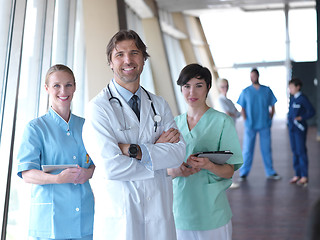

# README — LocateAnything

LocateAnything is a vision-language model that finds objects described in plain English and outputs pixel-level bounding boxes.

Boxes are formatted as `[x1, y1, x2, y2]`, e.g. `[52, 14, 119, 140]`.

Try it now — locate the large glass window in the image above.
[8, 1, 48, 238]
[159, 10, 188, 114]
[2, 0, 87, 239]
[200, 9, 286, 68]
[162, 33, 188, 114]
[0, 0, 13, 223]
[289, 8, 317, 62]
[0, 0, 13, 126]
[200, 7, 317, 118]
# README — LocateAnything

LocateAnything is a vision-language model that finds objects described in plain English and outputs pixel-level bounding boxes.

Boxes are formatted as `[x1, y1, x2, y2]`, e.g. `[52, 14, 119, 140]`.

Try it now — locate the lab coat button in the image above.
[147, 197, 151, 201]
[67, 132, 70, 136]
[76, 208, 80, 212]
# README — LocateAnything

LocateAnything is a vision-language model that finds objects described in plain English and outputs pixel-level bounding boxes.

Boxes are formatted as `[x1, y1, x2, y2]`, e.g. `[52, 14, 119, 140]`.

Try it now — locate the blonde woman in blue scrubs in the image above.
[17, 64, 94, 240]
[168, 64, 243, 240]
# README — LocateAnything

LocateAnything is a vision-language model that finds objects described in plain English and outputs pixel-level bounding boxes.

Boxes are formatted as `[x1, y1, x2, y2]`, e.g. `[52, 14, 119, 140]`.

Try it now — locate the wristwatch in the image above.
[128, 144, 139, 158]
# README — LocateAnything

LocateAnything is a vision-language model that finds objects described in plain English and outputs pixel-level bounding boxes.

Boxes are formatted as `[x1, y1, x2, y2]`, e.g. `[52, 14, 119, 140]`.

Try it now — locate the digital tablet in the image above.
[42, 164, 78, 173]
[194, 151, 233, 165]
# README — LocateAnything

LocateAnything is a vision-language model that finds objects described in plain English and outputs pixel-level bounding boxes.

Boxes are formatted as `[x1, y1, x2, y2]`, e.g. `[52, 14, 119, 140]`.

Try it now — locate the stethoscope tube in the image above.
[107, 84, 161, 132]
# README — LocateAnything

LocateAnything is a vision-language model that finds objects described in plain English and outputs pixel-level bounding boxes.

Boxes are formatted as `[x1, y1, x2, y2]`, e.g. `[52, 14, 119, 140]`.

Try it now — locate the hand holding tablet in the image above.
[194, 151, 233, 165]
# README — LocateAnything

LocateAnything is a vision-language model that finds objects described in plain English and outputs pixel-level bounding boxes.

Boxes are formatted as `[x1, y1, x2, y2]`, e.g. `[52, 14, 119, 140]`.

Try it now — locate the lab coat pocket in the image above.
[99, 180, 125, 218]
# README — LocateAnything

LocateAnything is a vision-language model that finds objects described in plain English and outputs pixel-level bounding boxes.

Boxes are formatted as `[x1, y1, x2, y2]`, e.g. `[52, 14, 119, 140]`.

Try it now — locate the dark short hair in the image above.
[251, 68, 259, 76]
[45, 64, 75, 85]
[177, 63, 212, 89]
[106, 30, 150, 65]
[289, 78, 302, 88]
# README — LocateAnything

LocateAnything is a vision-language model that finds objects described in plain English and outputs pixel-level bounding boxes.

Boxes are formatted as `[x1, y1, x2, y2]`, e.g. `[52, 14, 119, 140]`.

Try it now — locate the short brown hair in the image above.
[45, 64, 75, 85]
[177, 63, 212, 90]
[106, 30, 150, 65]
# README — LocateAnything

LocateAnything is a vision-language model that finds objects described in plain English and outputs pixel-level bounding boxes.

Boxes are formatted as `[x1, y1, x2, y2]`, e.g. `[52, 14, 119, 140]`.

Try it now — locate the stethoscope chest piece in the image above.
[153, 115, 161, 123]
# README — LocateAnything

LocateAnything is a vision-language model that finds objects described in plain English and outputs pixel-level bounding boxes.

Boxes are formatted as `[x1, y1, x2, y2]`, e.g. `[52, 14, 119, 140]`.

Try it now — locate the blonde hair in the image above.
[45, 64, 75, 85]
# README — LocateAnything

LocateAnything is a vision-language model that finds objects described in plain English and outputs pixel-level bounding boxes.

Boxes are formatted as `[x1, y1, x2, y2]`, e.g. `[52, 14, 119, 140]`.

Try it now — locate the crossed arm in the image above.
[118, 128, 181, 158]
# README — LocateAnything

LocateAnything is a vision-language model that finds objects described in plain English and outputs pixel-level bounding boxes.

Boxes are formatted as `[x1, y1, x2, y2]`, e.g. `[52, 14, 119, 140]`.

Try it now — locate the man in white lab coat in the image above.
[82, 30, 186, 240]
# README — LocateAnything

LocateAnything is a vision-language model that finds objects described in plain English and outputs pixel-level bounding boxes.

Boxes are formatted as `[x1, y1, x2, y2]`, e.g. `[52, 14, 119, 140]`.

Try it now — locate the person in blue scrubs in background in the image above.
[17, 64, 95, 240]
[288, 78, 315, 187]
[237, 68, 280, 181]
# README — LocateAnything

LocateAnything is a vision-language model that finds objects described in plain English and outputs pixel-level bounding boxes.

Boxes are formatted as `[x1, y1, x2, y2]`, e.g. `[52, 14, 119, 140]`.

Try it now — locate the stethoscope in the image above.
[107, 84, 162, 132]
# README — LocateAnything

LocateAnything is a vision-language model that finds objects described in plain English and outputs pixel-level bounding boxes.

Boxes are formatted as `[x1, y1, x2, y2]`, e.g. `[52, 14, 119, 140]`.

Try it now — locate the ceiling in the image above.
[155, 0, 316, 13]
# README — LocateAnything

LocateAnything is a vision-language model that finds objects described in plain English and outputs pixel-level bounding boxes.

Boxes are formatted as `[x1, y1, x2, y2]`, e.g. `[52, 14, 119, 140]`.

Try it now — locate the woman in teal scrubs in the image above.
[17, 64, 95, 240]
[168, 64, 243, 240]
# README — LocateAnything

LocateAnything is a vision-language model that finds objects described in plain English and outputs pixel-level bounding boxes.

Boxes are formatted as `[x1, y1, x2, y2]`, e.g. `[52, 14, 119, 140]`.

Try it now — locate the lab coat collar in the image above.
[108, 81, 153, 137]
[112, 79, 141, 103]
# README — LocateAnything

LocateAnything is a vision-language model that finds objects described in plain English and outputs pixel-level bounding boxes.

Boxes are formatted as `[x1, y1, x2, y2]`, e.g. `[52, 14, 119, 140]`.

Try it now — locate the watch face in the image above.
[130, 145, 138, 154]
[129, 144, 138, 157]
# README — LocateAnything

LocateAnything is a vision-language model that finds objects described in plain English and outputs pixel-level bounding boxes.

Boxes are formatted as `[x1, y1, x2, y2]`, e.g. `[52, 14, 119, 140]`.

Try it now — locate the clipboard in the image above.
[42, 164, 78, 173]
[194, 151, 233, 165]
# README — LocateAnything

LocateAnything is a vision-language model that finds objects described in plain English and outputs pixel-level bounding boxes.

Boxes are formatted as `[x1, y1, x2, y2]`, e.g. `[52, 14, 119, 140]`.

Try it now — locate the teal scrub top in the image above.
[17, 108, 94, 239]
[173, 108, 243, 231]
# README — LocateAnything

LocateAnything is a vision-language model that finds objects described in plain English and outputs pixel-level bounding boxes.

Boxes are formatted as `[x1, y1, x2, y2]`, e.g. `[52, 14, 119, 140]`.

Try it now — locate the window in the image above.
[1, 0, 87, 239]
[289, 8, 317, 62]
[201, 9, 286, 68]
[163, 33, 188, 114]
[200, 7, 317, 117]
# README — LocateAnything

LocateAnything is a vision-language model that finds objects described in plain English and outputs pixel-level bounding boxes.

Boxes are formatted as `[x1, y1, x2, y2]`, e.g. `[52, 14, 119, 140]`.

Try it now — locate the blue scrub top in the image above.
[17, 108, 94, 239]
[237, 85, 277, 130]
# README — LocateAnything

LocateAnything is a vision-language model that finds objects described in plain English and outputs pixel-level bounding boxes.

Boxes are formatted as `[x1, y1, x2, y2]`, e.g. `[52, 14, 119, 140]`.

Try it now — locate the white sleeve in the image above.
[143, 99, 186, 171]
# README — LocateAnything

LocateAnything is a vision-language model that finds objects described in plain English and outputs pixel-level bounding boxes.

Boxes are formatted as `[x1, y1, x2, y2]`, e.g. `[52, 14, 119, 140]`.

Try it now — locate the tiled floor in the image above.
[228, 118, 320, 240]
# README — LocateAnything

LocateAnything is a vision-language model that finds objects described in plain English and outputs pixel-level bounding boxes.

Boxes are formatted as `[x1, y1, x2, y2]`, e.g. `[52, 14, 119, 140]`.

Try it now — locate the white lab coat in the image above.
[82, 82, 186, 240]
